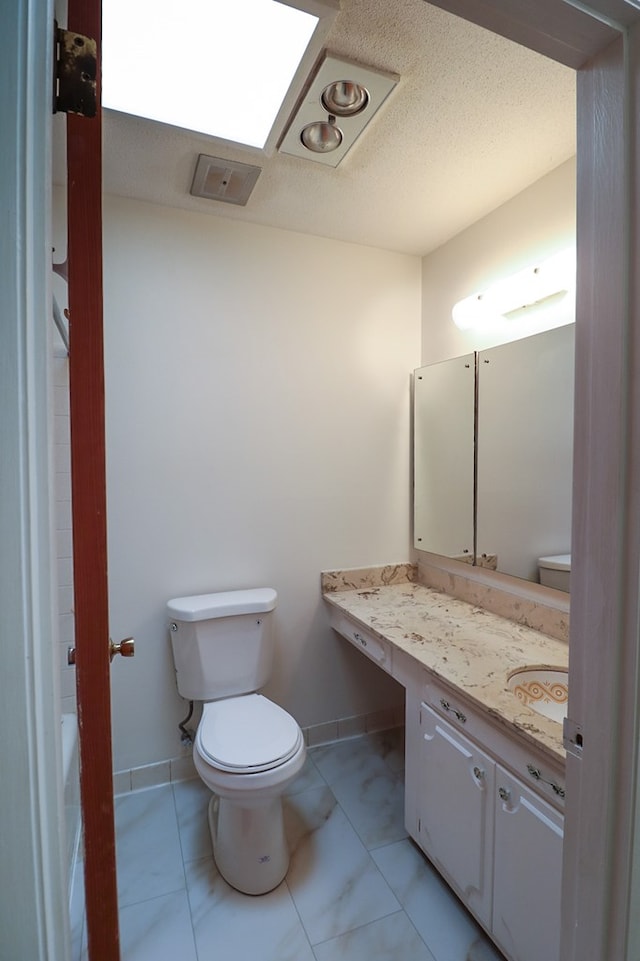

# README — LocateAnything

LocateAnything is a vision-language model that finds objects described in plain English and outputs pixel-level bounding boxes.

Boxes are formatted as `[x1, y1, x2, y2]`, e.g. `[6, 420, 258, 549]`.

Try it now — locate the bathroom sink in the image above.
[507, 667, 568, 723]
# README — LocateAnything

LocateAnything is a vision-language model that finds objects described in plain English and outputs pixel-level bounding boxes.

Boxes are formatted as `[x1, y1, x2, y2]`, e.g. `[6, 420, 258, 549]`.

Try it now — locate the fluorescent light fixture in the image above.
[452, 248, 576, 331]
[102, 0, 319, 148]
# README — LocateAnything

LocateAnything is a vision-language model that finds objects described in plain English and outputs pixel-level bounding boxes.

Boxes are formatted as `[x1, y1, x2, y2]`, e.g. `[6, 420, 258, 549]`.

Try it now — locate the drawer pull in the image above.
[526, 764, 566, 798]
[354, 632, 367, 648]
[440, 698, 467, 723]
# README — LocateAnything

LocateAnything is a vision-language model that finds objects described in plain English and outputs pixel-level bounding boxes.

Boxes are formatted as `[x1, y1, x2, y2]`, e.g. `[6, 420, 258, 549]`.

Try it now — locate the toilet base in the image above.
[208, 793, 289, 895]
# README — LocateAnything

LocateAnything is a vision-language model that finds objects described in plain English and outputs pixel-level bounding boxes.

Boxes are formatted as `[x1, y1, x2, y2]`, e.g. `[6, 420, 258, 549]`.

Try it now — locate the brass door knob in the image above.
[109, 637, 135, 662]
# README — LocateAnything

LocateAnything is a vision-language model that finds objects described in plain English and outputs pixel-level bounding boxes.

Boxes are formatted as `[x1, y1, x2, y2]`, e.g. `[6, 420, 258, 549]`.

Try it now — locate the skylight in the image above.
[101, 0, 319, 148]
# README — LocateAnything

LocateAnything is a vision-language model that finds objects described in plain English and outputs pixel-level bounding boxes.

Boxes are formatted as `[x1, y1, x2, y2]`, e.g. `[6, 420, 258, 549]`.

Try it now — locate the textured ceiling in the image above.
[53, 0, 576, 256]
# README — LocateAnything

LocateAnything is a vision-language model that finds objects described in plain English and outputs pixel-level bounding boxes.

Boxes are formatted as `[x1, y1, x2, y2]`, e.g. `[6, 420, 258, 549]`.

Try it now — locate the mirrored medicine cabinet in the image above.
[413, 323, 575, 585]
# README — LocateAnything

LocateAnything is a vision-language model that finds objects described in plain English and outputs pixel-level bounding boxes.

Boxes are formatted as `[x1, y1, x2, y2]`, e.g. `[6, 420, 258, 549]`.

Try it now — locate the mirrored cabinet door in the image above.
[476, 324, 575, 581]
[414, 354, 475, 558]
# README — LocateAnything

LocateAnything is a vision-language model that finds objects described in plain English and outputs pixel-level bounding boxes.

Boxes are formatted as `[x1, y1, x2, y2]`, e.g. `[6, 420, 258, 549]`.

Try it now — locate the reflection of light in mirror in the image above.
[452, 247, 576, 331]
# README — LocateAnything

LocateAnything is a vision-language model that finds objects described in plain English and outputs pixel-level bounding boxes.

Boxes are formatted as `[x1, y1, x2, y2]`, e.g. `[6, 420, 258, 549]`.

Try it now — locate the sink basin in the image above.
[507, 667, 568, 723]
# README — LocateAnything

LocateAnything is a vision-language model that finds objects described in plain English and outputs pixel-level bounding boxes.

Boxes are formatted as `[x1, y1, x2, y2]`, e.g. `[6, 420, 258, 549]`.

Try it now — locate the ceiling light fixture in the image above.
[279, 53, 398, 167]
[300, 117, 343, 153]
[452, 248, 577, 331]
[321, 81, 369, 117]
[101, 0, 327, 149]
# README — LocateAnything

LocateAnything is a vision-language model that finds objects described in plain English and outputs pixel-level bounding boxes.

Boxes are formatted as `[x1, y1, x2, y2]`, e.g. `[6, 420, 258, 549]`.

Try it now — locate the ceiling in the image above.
[53, 0, 576, 257]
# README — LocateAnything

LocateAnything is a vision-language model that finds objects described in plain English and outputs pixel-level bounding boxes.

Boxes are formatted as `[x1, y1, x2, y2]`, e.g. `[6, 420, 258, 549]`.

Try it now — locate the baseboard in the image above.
[113, 707, 405, 795]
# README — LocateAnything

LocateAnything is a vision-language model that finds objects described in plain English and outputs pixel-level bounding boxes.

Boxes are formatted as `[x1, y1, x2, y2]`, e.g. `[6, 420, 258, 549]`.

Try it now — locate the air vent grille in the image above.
[190, 154, 262, 206]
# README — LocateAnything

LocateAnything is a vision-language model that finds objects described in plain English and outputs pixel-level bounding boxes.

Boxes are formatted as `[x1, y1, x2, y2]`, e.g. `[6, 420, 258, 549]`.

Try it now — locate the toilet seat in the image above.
[197, 694, 303, 774]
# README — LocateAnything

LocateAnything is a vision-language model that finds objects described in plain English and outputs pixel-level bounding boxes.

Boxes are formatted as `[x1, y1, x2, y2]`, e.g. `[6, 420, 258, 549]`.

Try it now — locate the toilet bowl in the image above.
[167, 588, 306, 895]
[193, 694, 306, 894]
[538, 554, 571, 593]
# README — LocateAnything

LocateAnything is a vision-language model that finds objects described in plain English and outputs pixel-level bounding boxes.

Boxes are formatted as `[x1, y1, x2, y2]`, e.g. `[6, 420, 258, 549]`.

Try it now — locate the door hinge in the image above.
[563, 716, 583, 758]
[53, 23, 97, 117]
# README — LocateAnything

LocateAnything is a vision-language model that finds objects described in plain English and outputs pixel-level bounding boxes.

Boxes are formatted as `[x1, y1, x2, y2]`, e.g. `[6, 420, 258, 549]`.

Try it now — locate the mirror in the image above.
[413, 324, 575, 585]
[476, 325, 574, 580]
[413, 353, 475, 558]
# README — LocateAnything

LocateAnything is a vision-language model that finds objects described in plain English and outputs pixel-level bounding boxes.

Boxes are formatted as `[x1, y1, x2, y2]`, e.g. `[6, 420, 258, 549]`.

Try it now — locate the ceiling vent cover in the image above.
[190, 154, 262, 206]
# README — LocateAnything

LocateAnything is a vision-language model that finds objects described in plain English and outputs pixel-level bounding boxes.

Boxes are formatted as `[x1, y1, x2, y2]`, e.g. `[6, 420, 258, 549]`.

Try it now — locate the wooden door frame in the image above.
[427, 3, 640, 959]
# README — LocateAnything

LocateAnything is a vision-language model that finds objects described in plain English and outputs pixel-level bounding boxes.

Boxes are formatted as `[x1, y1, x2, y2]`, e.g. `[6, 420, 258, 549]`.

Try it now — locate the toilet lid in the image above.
[538, 553, 571, 572]
[197, 694, 303, 773]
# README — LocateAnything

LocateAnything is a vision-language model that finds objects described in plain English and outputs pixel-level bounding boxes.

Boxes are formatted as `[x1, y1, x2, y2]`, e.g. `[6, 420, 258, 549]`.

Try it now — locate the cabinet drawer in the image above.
[330, 611, 392, 671]
[498, 735, 566, 809]
[421, 674, 484, 735]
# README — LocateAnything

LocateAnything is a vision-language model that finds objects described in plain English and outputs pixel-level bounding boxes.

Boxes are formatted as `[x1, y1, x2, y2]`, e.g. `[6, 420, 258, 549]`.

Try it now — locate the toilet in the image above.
[167, 588, 306, 895]
[537, 554, 571, 593]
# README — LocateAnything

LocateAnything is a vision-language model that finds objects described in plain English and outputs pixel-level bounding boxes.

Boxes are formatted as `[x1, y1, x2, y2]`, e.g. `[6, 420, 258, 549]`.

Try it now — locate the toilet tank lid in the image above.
[537, 554, 571, 572]
[167, 588, 277, 621]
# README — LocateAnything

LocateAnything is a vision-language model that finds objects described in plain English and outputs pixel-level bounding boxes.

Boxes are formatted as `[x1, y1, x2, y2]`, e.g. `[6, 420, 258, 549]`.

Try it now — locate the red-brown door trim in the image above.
[66, 0, 120, 957]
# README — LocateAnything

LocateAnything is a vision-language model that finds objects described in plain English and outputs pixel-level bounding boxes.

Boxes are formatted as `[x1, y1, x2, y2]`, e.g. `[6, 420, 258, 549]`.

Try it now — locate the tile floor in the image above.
[75, 729, 505, 961]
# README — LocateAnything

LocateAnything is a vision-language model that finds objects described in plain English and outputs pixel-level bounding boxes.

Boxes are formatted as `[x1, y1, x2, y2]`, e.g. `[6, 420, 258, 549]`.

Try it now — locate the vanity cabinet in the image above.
[408, 686, 564, 961]
[416, 703, 495, 928]
[326, 599, 566, 961]
[492, 765, 563, 961]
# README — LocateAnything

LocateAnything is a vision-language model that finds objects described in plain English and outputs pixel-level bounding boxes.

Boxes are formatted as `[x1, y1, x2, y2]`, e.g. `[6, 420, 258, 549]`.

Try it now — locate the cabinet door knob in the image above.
[473, 766, 485, 781]
[498, 786, 511, 802]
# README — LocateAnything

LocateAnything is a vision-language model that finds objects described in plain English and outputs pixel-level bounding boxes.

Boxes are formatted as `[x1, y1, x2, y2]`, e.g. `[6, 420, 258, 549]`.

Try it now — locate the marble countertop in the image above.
[323, 580, 568, 762]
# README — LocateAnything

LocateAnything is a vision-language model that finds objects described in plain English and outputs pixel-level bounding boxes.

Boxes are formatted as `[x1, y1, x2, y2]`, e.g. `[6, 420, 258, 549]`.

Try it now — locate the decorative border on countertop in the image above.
[321, 563, 417, 594]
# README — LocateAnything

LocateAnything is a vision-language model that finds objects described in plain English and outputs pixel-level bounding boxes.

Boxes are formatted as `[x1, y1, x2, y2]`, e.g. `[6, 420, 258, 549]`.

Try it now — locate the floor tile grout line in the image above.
[117, 882, 190, 913]
[321, 764, 409, 855]
[181, 861, 203, 961]
[307, 905, 408, 950]
[283, 779, 411, 949]
[170, 780, 200, 878]
[393, 896, 440, 961]
[282, 876, 318, 958]
[170, 782, 210, 961]
[169, 780, 192, 899]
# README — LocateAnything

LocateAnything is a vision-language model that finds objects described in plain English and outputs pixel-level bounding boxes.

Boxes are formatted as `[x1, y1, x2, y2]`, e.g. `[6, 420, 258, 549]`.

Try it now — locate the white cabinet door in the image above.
[417, 703, 495, 928]
[492, 765, 564, 961]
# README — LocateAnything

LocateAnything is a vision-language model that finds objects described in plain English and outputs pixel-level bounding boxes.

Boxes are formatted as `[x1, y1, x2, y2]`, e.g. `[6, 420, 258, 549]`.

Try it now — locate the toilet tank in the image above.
[167, 588, 277, 701]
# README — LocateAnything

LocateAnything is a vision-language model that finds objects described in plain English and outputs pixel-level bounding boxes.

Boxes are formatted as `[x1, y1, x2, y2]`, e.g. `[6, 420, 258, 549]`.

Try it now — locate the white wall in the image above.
[98, 195, 421, 771]
[421, 157, 576, 364]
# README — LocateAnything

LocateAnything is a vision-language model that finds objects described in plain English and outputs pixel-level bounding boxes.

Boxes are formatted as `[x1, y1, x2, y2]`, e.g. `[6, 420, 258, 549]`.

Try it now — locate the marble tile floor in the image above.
[75, 729, 505, 961]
